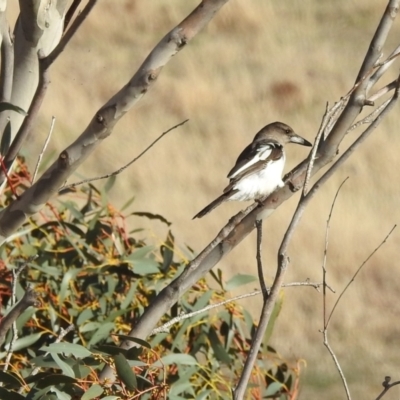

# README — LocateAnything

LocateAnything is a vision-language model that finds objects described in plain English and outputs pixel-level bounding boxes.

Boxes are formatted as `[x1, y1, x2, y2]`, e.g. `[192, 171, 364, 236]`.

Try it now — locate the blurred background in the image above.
[7, 0, 400, 398]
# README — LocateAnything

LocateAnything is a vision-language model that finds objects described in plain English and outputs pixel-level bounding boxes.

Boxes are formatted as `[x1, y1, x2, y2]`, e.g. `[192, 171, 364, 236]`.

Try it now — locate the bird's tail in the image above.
[193, 193, 229, 219]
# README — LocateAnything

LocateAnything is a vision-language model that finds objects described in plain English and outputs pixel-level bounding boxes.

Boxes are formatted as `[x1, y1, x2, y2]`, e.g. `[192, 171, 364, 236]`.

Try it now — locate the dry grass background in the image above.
[7, 0, 400, 398]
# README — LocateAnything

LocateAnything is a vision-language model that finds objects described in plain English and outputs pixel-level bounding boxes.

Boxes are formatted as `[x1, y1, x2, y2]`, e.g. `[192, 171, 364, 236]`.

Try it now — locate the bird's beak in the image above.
[289, 133, 312, 147]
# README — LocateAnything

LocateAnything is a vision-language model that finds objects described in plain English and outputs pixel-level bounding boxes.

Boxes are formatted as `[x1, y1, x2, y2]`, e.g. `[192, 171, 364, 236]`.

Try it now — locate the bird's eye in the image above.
[285, 129, 291, 134]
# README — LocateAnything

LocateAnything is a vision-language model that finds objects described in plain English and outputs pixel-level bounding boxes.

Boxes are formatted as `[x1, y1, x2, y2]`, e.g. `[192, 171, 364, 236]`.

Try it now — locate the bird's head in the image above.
[254, 122, 312, 147]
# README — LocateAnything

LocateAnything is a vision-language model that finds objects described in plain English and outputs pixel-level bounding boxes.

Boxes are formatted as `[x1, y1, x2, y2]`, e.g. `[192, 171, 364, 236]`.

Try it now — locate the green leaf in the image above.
[81, 384, 104, 400]
[209, 268, 224, 290]
[264, 381, 283, 397]
[36, 374, 78, 388]
[192, 290, 213, 311]
[0, 102, 27, 115]
[225, 274, 257, 291]
[125, 347, 143, 360]
[160, 230, 174, 271]
[263, 291, 284, 346]
[128, 245, 154, 260]
[208, 327, 231, 364]
[51, 353, 75, 378]
[131, 259, 159, 275]
[0, 371, 23, 388]
[59, 268, 79, 303]
[114, 353, 137, 391]
[4, 332, 42, 351]
[79, 321, 101, 333]
[77, 308, 94, 326]
[120, 195, 135, 212]
[87, 322, 115, 346]
[104, 175, 116, 193]
[132, 211, 171, 226]
[100, 397, 121, 400]
[40, 343, 92, 358]
[113, 335, 151, 349]
[120, 283, 137, 310]
[0, 387, 25, 400]
[93, 344, 127, 356]
[153, 353, 197, 367]
[0, 121, 11, 155]
[72, 363, 92, 379]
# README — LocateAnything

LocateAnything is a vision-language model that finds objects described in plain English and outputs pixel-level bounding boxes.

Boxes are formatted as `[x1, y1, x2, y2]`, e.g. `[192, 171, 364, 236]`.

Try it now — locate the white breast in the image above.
[228, 156, 285, 202]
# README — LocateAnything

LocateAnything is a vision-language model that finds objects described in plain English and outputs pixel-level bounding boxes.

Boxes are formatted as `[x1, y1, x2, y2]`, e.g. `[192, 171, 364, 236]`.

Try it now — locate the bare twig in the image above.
[375, 376, 400, 400]
[64, 0, 82, 33]
[322, 177, 349, 327]
[347, 99, 390, 132]
[0, 63, 50, 184]
[320, 177, 351, 400]
[32, 117, 56, 184]
[62, 119, 189, 190]
[152, 280, 328, 335]
[368, 82, 397, 103]
[1, 257, 38, 372]
[43, 0, 98, 69]
[303, 104, 329, 195]
[255, 220, 268, 299]
[326, 224, 396, 328]
[322, 334, 351, 400]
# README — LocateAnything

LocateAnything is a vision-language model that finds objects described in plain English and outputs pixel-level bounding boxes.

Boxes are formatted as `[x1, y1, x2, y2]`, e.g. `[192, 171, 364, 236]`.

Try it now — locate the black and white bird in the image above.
[193, 122, 312, 219]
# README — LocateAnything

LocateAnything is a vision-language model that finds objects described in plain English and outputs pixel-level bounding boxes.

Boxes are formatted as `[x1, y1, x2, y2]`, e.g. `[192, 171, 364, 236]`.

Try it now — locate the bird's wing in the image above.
[227, 141, 283, 180]
[223, 143, 283, 194]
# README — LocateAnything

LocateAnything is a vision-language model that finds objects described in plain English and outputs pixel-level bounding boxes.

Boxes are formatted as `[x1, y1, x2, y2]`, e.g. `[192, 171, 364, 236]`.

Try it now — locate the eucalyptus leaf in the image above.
[81, 384, 103, 400]
[0, 102, 27, 115]
[114, 353, 137, 391]
[225, 274, 257, 291]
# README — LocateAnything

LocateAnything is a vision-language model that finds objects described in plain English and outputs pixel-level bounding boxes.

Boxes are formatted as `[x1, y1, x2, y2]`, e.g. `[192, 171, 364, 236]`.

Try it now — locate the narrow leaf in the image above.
[52, 353, 75, 378]
[0, 122, 11, 155]
[225, 274, 257, 291]
[132, 211, 171, 226]
[114, 353, 137, 391]
[81, 384, 104, 400]
[0, 102, 27, 115]
[113, 335, 151, 349]
[40, 343, 92, 358]
[153, 353, 197, 367]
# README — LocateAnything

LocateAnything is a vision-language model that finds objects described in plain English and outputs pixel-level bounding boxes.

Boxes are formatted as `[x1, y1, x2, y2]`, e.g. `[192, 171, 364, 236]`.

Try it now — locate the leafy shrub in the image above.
[0, 159, 300, 399]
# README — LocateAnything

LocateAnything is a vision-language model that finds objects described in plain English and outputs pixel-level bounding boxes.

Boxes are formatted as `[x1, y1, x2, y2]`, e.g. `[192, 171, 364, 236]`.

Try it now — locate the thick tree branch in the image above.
[0, 0, 230, 243]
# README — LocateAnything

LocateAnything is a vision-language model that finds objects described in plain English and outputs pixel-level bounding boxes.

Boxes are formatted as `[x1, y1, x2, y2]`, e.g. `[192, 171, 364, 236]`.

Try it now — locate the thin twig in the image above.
[326, 224, 396, 328]
[320, 177, 351, 400]
[0, 63, 50, 186]
[375, 376, 400, 400]
[255, 220, 268, 299]
[61, 119, 189, 190]
[151, 280, 328, 335]
[323, 334, 351, 400]
[322, 177, 349, 328]
[3, 262, 32, 373]
[303, 105, 330, 195]
[347, 99, 390, 133]
[64, 0, 82, 33]
[32, 117, 56, 184]
[368, 81, 397, 103]
[42, 0, 98, 69]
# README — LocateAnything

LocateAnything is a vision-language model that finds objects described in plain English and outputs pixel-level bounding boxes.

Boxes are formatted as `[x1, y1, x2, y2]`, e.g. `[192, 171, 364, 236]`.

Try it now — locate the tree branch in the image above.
[0, 0, 230, 243]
